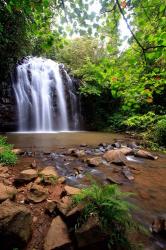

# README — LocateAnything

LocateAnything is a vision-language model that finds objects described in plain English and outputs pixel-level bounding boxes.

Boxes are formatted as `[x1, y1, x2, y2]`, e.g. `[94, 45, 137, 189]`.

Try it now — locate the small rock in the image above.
[86, 157, 103, 167]
[57, 176, 66, 184]
[112, 142, 121, 148]
[98, 143, 107, 147]
[39, 166, 59, 184]
[151, 216, 166, 235]
[33, 216, 38, 223]
[80, 143, 87, 147]
[43, 151, 51, 155]
[15, 169, 38, 184]
[127, 142, 139, 149]
[31, 160, 37, 169]
[64, 185, 81, 195]
[0, 183, 17, 202]
[122, 166, 134, 181]
[44, 216, 72, 250]
[27, 184, 48, 203]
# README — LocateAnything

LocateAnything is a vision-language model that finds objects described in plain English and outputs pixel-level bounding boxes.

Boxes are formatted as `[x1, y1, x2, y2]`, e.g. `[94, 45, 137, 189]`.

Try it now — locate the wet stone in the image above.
[103, 150, 126, 165]
[122, 166, 134, 181]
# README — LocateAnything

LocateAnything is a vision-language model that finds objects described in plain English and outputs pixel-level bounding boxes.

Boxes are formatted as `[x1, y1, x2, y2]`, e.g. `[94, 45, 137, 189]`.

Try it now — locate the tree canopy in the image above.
[0, 0, 166, 146]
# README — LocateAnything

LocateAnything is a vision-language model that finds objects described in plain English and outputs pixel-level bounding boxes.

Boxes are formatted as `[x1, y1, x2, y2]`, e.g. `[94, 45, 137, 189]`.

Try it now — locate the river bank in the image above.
[0, 132, 166, 250]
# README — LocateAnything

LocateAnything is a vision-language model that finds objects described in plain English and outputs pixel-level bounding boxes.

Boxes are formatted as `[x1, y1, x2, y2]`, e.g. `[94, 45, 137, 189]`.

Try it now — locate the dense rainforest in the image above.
[0, 0, 166, 148]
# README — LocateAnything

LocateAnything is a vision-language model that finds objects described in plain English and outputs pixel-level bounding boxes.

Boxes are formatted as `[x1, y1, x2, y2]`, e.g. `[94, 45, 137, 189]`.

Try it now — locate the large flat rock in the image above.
[44, 216, 72, 250]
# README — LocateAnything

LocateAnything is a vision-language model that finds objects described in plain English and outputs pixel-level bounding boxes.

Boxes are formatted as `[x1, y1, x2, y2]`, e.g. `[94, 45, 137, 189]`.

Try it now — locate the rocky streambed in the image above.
[0, 139, 166, 250]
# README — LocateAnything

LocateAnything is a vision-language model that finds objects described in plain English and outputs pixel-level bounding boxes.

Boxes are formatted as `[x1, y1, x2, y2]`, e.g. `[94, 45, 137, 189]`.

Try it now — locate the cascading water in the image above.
[13, 57, 81, 131]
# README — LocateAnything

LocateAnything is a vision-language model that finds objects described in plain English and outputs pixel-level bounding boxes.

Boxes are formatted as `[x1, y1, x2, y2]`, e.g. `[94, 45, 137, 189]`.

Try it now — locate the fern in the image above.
[73, 183, 138, 249]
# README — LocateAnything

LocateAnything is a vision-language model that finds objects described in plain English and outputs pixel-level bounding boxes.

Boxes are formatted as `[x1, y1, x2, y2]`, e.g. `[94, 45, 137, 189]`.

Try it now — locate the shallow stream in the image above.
[5, 131, 166, 249]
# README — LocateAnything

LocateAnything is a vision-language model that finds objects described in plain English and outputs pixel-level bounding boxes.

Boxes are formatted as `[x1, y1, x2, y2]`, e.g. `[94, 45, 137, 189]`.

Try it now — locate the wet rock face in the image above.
[0, 200, 32, 250]
[0, 80, 17, 132]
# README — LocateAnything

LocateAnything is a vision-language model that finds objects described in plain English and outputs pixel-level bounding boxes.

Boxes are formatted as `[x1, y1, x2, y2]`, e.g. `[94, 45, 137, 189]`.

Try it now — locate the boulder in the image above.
[75, 215, 108, 249]
[0, 200, 32, 250]
[64, 185, 81, 195]
[118, 147, 133, 155]
[44, 216, 72, 250]
[0, 183, 17, 202]
[106, 176, 122, 185]
[103, 150, 126, 165]
[39, 166, 59, 184]
[134, 149, 158, 160]
[27, 184, 48, 203]
[86, 157, 103, 167]
[15, 169, 38, 183]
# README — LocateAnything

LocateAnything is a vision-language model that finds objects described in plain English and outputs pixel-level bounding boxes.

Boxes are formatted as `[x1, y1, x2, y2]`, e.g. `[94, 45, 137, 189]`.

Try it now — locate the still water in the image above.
[5, 131, 131, 150]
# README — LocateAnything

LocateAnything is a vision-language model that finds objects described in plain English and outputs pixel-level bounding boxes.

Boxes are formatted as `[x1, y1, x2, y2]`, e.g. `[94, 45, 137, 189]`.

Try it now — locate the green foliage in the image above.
[123, 112, 157, 131]
[0, 150, 17, 165]
[0, 136, 17, 165]
[73, 183, 137, 249]
[154, 118, 166, 146]
[106, 113, 127, 132]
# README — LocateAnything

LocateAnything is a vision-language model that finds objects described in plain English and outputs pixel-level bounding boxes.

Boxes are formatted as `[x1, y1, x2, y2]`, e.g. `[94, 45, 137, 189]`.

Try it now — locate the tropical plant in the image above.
[0, 136, 17, 165]
[73, 183, 138, 249]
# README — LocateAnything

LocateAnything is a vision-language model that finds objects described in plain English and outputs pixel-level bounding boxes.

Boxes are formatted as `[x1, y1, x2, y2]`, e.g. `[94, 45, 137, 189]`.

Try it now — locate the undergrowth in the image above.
[73, 183, 143, 250]
[0, 136, 17, 165]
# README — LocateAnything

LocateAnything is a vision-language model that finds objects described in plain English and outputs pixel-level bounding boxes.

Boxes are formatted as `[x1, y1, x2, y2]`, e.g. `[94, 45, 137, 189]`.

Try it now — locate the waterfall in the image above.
[13, 57, 81, 131]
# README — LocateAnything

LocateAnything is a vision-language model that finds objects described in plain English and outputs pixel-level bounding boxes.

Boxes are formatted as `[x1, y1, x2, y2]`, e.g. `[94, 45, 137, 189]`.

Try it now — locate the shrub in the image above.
[106, 113, 127, 131]
[123, 112, 157, 131]
[154, 118, 166, 146]
[73, 183, 137, 249]
[0, 136, 17, 165]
